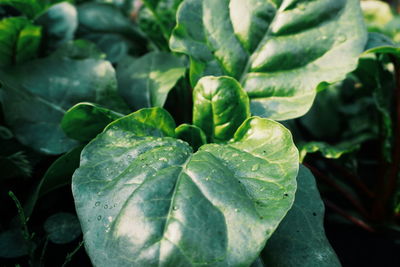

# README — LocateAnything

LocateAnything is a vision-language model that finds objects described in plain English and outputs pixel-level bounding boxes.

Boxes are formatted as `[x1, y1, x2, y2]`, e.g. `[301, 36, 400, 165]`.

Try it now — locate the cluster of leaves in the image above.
[0, 0, 399, 266]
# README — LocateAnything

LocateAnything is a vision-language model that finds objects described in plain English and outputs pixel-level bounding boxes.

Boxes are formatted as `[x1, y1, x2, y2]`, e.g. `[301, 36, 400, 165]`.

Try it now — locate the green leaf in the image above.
[36, 2, 78, 52]
[1, 0, 46, 19]
[72, 107, 298, 266]
[363, 32, 400, 56]
[0, 151, 32, 180]
[0, 17, 41, 67]
[52, 39, 105, 60]
[117, 52, 186, 110]
[192, 76, 250, 142]
[77, 2, 147, 63]
[175, 123, 206, 151]
[299, 141, 360, 162]
[24, 145, 83, 218]
[262, 165, 341, 267]
[361, 0, 393, 31]
[44, 212, 82, 244]
[170, 0, 367, 120]
[0, 56, 129, 154]
[0, 229, 29, 258]
[62, 102, 123, 142]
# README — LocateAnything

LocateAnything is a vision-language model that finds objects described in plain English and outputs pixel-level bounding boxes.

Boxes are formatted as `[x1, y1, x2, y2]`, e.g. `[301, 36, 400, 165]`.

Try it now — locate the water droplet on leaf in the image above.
[95, 201, 100, 207]
[251, 164, 259, 171]
[97, 215, 102, 221]
[173, 206, 179, 211]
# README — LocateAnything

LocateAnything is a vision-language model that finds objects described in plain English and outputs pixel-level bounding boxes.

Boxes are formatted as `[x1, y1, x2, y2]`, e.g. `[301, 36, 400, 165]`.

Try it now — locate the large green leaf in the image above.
[0, 0, 60, 19]
[262, 165, 341, 267]
[0, 55, 129, 154]
[72, 107, 298, 266]
[170, 0, 367, 120]
[0, 17, 41, 67]
[193, 76, 250, 142]
[117, 52, 186, 110]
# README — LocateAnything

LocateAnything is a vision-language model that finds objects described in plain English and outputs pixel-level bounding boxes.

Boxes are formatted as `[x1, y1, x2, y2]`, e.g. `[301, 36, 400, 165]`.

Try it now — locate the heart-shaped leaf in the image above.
[193, 76, 250, 142]
[72, 107, 298, 266]
[170, 0, 367, 120]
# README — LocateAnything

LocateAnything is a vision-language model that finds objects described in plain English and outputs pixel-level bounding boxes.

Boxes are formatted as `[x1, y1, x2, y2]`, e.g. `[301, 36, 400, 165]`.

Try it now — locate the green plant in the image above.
[1, 0, 399, 266]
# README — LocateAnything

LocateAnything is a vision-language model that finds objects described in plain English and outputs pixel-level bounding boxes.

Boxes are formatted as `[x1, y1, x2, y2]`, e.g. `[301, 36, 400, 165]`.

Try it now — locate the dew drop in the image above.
[97, 215, 102, 221]
[234, 208, 239, 212]
[260, 187, 265, 192]
[95, 201, 100, 207]
[104, 204, 108, 209]
[251, 164, 259, 171]
[108, 216, 113, 222]
[173, 206, 179, 211]
[159, 157, 168, 162]
[232, 153, 239, 157]
[205, 177, 210, 181]
[321, 35, 328, 40]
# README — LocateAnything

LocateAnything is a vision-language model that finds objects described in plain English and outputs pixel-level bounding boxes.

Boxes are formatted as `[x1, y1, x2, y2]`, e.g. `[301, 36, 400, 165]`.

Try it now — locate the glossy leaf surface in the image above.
[62, 103, 123, 142]
[170, 0, 367, 120]
[44, 212, 82, 244]
[117, 52, 186, 110]
[263, 165, 341, 267]
[0, 56, 128, 154]
[0, 17, 41, 67]
[72, 108, 298, 266]
[193, 76, 250, 142]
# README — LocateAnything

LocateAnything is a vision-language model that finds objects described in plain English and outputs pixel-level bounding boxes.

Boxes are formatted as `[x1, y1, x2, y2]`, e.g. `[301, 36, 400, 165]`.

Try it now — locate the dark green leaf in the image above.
[36, 2, 78, 52]
[175, 123, 206, 151]
[364, 32, 400, 56]
[117, 52, 186, 110]
[24, 145, 83, 218]
[192, 76, 250, 142]
[72, 107, 298, 266]
[77, 2, 147, 63]
[262, 165, 341, 267]
[170, 0, 367, 120]
[44, 212, 82, 244]
[0, 17, 41, 67]
[0, 56, 129, 154]
[0, 229, 29, 258]
[0, 151, 32, 180]
[62, 102, 123, 142]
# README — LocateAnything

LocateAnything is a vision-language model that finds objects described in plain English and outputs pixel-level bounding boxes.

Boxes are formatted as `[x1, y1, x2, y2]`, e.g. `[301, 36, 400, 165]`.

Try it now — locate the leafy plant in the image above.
[1, 0, 400, 266]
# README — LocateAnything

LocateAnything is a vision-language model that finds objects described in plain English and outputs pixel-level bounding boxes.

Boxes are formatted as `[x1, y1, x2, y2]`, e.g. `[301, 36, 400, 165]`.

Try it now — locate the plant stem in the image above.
[324, 199, 375, 233]
[61, 241, 84, 267]
[325, 160, 375, 198]
[372, 56, 400, 220]
[304, 163, 370, 218]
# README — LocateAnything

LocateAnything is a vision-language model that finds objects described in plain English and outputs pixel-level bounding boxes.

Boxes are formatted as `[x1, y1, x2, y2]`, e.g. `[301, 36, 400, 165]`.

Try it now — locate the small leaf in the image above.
[117, 52, 186, 110]
[170, 0, 367, 120]
[363, 32, 400, 56]
[0, 17, 41, 67]
[299, 141, 360, 162]
[0, 229, 29, 258]
[62, 102, 123, 142]
[175, 123, 206, 151]
[262, 165, 341, 267]
[72, 108, 298, 266]
[193, 76, 250, 142]
[44, 212, 82, 244]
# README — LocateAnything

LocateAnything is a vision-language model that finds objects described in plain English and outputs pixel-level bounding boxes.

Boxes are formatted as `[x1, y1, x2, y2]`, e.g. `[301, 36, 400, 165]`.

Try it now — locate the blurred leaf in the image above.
[44, 212, 82, 244]
[262, 165, 341, 267]
[117, 52, 186, 110]
[0, 55, 129, 154]
[0, 151, 32, 180]
[36, 2, 78, 52]
[52, 39, 105, 60]
[77, 2, 147, 63]
[0, 229, 29, 258]
[361, 0, 393, 31]
[0, 17, 41, 67]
